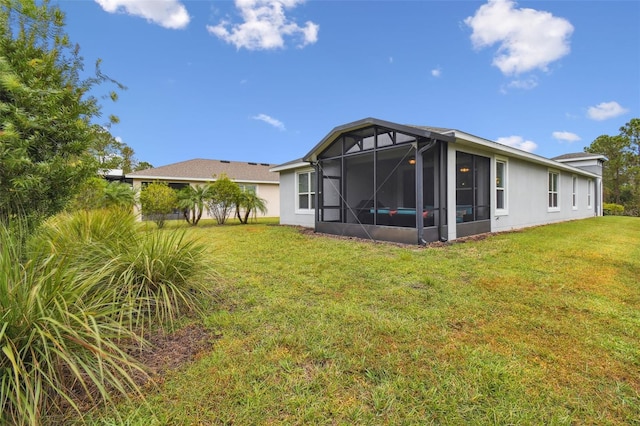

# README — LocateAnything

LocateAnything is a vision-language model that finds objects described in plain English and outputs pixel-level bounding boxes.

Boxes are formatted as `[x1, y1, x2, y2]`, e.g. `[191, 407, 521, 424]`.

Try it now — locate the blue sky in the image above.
[56, 0, 639, 167]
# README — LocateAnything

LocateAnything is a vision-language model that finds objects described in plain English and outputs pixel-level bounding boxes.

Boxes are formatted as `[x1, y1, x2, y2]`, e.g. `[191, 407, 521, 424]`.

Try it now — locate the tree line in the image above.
[585, 118, 640, 216]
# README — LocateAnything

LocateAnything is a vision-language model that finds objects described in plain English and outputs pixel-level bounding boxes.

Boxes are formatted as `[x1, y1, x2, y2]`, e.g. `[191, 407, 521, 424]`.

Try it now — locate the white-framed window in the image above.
[239, 184, 257, 194]
[495, 159, 508, 214]
[548, 171, 560, 211]
[296, 170, 316, 213]
[572, 175, 578, 210]
[587, 179, 593, 209]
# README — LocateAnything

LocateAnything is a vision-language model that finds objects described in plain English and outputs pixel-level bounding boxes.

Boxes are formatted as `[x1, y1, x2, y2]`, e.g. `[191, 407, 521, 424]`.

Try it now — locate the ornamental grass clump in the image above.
[0, 223, 145, 426]
[114, 228, 211, 333]
[34, 208, 211, 333]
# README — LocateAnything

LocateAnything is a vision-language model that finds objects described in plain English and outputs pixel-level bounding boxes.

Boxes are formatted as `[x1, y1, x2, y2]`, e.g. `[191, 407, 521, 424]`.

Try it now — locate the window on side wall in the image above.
[587, 179, 593, 209]
[572, 175, 578, 210]
[548, 171, 560, 211]
[297, 170, 316, 213]
[496, 159, 507, 214]
[239, 184, 257, 194]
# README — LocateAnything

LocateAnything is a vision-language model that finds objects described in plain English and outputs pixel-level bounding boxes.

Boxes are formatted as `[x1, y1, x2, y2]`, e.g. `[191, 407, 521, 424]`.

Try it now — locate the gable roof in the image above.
[127, 159, 278, 184]
[302, 117, 456, 163]
[283, 117, 600, 179]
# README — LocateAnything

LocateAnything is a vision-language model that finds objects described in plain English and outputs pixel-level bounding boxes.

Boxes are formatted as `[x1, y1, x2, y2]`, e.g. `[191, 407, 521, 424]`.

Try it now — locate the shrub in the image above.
[139, 182, 178, 228]
[207, 174, 240, 225]
[603, 202, 625, 215]
[34, 209, 211, 333]
[0, 222, 144, 425]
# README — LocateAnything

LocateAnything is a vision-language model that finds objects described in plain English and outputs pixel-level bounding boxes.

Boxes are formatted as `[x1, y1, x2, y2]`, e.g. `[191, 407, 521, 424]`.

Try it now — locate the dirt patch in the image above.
[136, 324, 218, 378]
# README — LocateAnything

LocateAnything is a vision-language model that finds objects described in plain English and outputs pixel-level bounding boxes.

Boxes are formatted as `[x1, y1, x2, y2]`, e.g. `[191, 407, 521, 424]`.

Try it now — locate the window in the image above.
[239, 184, 257, 194]
[496, 159, 507, 213]
[587, 179, 593, 209]
[572, 176, 578, 209]
[548, 171, 559, 211]
[297, 170, 316, 212]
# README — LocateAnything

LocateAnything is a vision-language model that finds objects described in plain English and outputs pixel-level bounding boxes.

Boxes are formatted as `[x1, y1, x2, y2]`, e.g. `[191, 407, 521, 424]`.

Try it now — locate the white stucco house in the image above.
[271, 118, 605, 245]
[127, 159, 280, 221]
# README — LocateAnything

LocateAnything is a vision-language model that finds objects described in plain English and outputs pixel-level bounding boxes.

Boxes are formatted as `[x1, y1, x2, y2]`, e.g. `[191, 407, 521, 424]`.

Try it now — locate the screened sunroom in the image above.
[304, 118, 457, 245]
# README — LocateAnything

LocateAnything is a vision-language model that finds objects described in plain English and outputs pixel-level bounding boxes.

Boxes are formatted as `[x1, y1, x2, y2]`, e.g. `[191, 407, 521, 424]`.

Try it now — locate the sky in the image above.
[55, 0, 640, 168]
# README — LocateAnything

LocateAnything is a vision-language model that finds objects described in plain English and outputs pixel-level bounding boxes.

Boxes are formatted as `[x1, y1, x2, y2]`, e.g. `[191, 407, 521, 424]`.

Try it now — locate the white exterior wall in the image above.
[278, 168, 315, 227]
[490, 157, 596, 234]
[445, 144, 598, 240]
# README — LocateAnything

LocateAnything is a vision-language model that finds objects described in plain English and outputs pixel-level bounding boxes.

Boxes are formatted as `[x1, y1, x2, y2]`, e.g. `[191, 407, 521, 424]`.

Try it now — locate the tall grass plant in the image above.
[0, 223, 144, 425]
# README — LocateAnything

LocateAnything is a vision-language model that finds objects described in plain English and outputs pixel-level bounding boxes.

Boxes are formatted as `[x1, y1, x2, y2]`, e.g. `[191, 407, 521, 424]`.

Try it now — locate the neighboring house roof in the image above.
[552, 152, 608, 162]
[127, 159, 279, 184]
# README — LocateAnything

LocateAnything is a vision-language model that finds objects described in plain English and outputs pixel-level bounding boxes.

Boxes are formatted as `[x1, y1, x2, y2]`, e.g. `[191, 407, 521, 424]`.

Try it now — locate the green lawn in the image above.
[98, 217, 639, 425]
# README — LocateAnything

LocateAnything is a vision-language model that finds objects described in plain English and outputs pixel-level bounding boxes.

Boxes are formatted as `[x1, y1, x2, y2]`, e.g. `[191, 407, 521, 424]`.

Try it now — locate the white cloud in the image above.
[95, 0, 190, 29]
[505, 76, 538, 91]
[252, 113, 285, 130]
[464, 0, 573, 76]
[207, 0, 319, 50]
[496, 135, 538, 152]
[552, 131, 581, 143]
[431, 68, 441, 77]
[587, 101, 629, 121]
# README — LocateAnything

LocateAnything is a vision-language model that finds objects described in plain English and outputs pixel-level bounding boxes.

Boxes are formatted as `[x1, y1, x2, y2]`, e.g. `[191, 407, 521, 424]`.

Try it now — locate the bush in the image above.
[34, 209, 211, 333]
[3, 209, 212, 422]
[603, 202, 625, 216]
[0, 222, 144, 425]
[139, 182, 178, 229]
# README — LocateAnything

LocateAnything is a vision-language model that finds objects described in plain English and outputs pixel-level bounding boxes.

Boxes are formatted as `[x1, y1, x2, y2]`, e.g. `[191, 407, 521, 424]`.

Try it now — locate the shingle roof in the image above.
[127, 159, 278, 183]
[552, 152, 605, 161]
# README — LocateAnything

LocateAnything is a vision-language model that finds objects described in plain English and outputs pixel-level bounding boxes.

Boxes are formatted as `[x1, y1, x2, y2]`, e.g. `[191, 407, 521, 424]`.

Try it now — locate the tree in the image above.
[619, 118, 640, 213]
[177, 184, 212, 226]
[135, 161, 154, 171]
[139, 182, 178, 228]
[0, 0, 122, 228]
[207, 174, 240, 225]
[585, 134, 631, 204]
[235, 189, 267, 224]
[67, 177, 108, 211]
[585, 117, 640, 215]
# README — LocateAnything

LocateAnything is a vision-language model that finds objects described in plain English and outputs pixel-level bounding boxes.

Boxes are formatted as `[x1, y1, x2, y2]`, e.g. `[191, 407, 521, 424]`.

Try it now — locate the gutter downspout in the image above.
[416, 139, 437, 245]
[438, 143, 447, 242]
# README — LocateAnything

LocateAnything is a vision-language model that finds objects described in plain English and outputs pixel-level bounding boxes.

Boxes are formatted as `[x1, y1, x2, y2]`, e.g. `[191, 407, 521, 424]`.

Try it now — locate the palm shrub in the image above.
[103, 181, 137, 210]
[0, 223, 145, 425]
[235, 189, 268, 224]
[177, 184, 212, 226]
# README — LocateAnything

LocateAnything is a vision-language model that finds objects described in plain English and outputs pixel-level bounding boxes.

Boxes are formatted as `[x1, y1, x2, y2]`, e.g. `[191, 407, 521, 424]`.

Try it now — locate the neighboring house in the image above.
[271, 117, 606, 245]
[127, 158, 279, 221]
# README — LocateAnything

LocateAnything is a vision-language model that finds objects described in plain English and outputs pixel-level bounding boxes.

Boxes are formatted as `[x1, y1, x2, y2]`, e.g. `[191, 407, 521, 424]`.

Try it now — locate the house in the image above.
[127, 159, 280, 221]
[271, 118, 605, 245]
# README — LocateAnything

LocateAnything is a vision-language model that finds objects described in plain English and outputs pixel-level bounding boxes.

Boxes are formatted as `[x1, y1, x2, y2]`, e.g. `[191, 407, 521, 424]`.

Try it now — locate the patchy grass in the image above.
[92, 217, 639, 425]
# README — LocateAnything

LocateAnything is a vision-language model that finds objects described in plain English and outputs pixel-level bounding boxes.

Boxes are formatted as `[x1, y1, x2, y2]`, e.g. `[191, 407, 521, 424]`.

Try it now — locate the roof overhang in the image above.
[447, 129, 602, 178]
[302, 117, 456, 163]
[270, 159, 312, 173]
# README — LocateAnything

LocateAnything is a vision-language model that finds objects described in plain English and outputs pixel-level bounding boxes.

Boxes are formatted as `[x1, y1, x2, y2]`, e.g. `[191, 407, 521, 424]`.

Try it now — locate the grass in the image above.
[92, 216, 639, 425]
